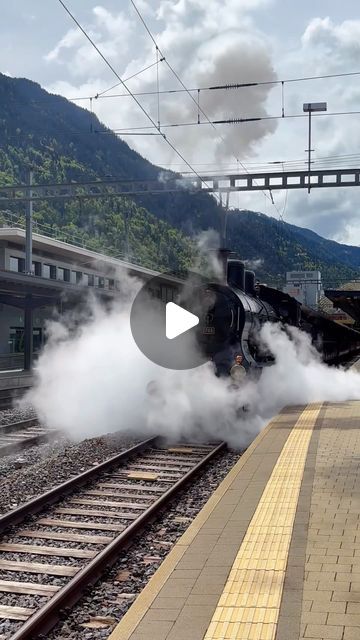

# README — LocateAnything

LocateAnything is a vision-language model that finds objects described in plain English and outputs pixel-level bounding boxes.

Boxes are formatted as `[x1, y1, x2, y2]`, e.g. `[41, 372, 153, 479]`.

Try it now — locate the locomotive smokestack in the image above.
[217, 248, 232, 284]
[227, 259, 245, 291]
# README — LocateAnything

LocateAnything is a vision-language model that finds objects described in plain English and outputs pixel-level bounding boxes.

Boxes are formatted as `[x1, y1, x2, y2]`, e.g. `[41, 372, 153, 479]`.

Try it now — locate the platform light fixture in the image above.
[303, 102, 327, 193]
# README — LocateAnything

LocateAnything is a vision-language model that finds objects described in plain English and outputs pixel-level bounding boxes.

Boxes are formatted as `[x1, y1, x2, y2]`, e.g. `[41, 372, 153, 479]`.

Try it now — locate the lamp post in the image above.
[303, 102, 327, 193]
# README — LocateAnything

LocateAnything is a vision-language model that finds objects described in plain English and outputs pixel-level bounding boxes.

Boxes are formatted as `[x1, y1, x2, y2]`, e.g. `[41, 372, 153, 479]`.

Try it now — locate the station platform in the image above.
[108, 400, 360, 640]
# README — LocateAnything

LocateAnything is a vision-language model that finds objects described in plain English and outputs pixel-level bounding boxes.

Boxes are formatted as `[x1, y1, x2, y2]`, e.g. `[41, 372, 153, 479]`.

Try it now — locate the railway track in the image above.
[0, 389, 30, 411]
[0, 437, 225, 639]
[0, 419, 61, 457]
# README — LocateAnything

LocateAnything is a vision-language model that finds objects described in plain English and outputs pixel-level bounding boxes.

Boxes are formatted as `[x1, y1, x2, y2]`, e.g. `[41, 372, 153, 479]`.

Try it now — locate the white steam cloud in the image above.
[24, 274, 360, 449]
[193, 229, 224, 280]
[45, 1, 278, 166]
[156, 34, 278, 164]
[244, 258, 263, 271]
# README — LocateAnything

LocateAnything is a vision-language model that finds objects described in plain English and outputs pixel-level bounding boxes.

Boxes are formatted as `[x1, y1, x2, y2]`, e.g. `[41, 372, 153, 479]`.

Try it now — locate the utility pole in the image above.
[25, 170, 33, 274]
[303, 102, 327, 193]
[217, 192, 231, 284]
[124, 209, 130, 257]
[307, 109, 312, 194]
[24, 170, 33, 371]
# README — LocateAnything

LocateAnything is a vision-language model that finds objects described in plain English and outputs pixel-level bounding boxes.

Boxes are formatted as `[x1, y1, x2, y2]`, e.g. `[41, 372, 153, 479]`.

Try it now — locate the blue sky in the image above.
[2, 1, 360, 244]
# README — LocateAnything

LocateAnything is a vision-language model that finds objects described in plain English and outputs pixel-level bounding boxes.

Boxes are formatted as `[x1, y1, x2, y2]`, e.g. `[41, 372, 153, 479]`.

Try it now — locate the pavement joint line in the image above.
[107, 409, 296, 640]
[204, 403, 322, 640]
[299, 401, 360, 640]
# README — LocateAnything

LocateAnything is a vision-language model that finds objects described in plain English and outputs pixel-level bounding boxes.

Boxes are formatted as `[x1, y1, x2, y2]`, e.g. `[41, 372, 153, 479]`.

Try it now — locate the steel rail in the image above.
[0, 437, 157, 532]
[0, 431, 63, 457]
[0, 418, 38, 435]
[0, 418, 64, 457]
[8, 440, 226, 639]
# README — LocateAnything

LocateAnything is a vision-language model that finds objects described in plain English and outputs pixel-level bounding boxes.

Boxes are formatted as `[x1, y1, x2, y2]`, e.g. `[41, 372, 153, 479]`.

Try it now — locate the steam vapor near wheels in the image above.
[23, 274, 360, 448]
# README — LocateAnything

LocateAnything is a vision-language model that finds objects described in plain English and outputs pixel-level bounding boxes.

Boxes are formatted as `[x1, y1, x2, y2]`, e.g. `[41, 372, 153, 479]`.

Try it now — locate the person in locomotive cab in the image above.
[230, 354, 247, 386]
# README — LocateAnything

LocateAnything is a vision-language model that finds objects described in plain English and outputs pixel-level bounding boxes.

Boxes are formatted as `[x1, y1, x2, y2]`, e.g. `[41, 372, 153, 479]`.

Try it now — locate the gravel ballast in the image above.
[45, 449, 242, 640]
[0, 405, 244, 639]
[0, 420, 141, 515]
[0, 403, 36, 426]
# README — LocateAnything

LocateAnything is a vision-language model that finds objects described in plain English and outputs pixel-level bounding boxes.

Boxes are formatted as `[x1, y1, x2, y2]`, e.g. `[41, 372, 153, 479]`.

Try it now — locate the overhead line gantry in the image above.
[1, 167, 360, 201]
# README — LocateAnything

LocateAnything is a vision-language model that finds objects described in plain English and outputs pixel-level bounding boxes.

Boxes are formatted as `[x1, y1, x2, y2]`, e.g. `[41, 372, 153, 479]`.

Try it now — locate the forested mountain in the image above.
[227, 211, 360, 286]
[0, 72, 359, 286]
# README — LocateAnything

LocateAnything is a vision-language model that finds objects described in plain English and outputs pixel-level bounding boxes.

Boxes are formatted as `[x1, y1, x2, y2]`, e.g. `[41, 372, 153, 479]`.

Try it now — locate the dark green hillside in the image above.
[0, 73, 197, 272]
[226, 211, 360, 286]
[0, 72, 359, 286]
[286, 222, 360, 270]
[0, 73, 220, 230]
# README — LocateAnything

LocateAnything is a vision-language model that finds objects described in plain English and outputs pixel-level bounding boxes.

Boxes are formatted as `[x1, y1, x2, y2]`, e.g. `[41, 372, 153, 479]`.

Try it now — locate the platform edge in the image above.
[107, 409, 294, 640]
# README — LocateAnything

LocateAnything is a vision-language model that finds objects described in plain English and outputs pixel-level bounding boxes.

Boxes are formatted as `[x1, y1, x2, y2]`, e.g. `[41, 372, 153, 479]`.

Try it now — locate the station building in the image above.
[283, 270, 322, 309]
[0, 227, 180, 370]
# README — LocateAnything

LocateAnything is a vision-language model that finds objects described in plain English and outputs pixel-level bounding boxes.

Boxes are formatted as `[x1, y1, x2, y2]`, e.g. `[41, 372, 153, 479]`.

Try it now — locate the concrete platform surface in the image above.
[108, 401, 360, 640]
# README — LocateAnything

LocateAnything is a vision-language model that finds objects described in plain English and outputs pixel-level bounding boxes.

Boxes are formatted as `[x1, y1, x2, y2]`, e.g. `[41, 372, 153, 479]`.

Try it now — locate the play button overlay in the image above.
[166, 303, 199, 340]
[130, 272, 208, 370]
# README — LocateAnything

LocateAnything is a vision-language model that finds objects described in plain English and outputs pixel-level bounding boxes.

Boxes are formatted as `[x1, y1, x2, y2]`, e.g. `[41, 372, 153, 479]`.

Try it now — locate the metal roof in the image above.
[0, 227, 183, 285]
[325, 288, 360, 324]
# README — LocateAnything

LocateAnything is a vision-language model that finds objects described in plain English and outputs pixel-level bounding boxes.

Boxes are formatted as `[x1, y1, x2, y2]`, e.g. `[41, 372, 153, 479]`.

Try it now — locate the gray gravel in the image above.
[0, 403, 36, 425]
[0, 433, 70, 479]
[45, 449, 242, 640]
[0, 401, 61, 479]
[0, 432, 141, 515]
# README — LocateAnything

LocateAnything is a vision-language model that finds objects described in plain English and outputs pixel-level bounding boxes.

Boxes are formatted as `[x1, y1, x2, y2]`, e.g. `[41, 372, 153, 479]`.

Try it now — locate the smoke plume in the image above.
[24, 274, 360, 448]
[244, 258, 264, 271]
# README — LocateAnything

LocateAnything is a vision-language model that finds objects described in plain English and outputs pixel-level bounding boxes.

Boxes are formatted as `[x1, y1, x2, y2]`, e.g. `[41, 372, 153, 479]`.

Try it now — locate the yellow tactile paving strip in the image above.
[107, 408, 291, 640]
[204, 403, 322, 640]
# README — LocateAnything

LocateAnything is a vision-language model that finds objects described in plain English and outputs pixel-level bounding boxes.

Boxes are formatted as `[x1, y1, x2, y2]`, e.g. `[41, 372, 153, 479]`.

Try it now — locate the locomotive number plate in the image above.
[203, 327, 215, 335]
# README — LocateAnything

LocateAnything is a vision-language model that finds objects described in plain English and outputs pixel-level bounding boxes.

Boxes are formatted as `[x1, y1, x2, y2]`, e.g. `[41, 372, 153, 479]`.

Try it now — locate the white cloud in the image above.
[246, 15, 360, 242]
[45, 0, 278, 168]
[302, 17, 360, 65]
[45, 28, 85, 63]
[44, 5, 134, 78]
[43, 5, 360, 245]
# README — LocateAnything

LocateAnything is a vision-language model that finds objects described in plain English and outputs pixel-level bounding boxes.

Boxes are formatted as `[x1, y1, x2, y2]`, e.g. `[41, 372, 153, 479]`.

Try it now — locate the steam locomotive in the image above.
[191, 255, 360, 375]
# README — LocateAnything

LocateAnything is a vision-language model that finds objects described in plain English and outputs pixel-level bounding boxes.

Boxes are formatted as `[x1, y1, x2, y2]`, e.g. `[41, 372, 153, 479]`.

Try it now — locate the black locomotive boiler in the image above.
[193, 257, 360, 375]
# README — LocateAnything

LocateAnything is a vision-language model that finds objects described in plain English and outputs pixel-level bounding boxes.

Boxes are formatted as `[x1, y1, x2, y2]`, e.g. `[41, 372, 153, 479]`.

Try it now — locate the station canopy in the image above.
[325, 282, 360, 325]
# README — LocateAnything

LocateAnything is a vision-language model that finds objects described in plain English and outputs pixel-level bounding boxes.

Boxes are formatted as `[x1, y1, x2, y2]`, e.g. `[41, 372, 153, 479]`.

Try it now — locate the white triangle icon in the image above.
[166, 302, 199, 340]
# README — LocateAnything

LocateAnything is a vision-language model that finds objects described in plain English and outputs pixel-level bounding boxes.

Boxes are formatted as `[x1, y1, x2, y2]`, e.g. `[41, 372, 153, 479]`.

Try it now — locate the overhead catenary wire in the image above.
[99, 109, 360, 134]
[94, 59, 165, 99]
[5, 107, 359, 147]
[151, 152, 360, 169]
[156, 46, 161, 130]
[57, 0, 221, 204]
[129, 0, 282, 216]
[68, 69, 360, 102]
[162, 155, 360, 175]
[129, 149, 360, 170]
[10, 1, 360, 224]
